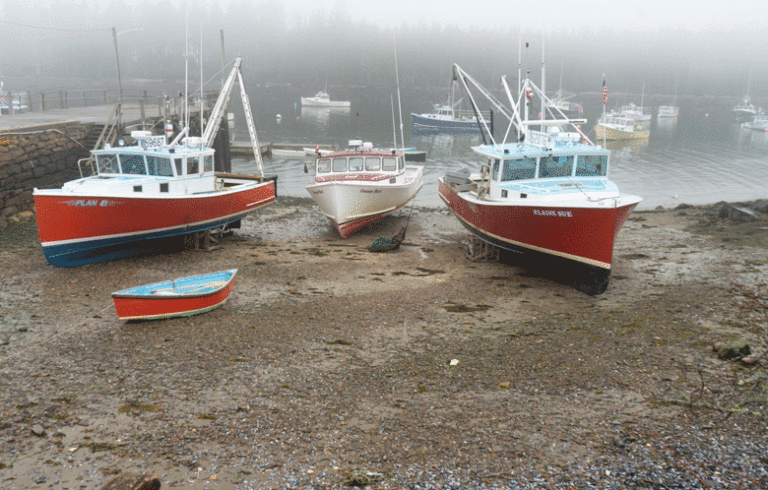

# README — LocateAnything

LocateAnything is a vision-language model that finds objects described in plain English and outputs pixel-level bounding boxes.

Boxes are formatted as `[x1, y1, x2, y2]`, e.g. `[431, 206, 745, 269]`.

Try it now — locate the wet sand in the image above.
[0, 198, 767, 489]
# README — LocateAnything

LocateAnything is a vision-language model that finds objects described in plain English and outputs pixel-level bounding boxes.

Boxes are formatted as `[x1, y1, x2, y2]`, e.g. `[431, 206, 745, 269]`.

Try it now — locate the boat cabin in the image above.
[314, 141, 405, 180]
[599, 113, 644, 132]
[66, 133, 219, 197]
[473, 128, 611, 200]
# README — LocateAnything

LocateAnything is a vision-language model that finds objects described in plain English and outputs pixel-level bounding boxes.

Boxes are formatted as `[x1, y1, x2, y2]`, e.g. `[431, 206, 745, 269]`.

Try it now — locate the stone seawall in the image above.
[0, 123, 90, 226]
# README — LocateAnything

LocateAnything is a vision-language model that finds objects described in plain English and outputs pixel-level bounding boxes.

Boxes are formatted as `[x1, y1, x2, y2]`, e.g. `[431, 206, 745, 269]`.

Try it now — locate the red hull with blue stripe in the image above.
[34, 179, 275, 267]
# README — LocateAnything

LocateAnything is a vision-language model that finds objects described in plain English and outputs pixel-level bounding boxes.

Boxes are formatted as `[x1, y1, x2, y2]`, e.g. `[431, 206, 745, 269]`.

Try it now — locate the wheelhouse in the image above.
[315, 152, 405, 175]
[93, 147, 214, 178]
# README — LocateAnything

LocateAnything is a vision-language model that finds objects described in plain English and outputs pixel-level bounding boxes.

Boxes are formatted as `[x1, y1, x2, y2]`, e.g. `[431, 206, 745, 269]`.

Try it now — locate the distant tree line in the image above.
[1, 0, 765, 101]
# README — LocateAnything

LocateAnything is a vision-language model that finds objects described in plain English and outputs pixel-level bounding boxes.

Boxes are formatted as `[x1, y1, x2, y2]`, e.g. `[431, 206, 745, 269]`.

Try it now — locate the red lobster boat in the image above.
[112, 269, 237, 321]
[33, 57, 275, 266]
[438, 65, 641, 294]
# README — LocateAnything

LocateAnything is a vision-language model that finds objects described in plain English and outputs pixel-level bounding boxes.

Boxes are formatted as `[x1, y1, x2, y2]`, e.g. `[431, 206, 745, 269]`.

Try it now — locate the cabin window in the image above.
[203, 155, 214, 172]
[539, 155, 573, 178]
[365, 157, 381, 171]
[120, 154, 147, 175]
[160, 183, 169, 192]
[492, 159, 501, 181]
[332, 158, 347, 172]
[174, 158, 183, 176]
[349, 157, 364, 172]
[575, 155, 607, 177]
[187, 156, 200, 175]
[97, 154, 120, 174]
[133, 185, 142, 192]
[501, 158, 536, 181]
[382, 157, 398, 171]
[317, 159, 331, 173]
[146, 156, 174, 177]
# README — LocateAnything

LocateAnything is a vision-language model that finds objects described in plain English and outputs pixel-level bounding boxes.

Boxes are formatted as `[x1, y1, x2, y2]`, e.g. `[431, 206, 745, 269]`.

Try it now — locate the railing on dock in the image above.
[0, 88, 196, 115]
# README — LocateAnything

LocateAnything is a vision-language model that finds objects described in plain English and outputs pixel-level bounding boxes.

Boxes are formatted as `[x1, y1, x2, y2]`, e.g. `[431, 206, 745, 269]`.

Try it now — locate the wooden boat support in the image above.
[465, 235, 499, 262]
[185, 225, 232, 251]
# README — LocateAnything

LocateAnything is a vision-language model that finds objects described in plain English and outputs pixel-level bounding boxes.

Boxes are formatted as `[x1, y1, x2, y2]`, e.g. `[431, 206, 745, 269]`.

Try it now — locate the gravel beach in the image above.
[0, 197, 767, 489]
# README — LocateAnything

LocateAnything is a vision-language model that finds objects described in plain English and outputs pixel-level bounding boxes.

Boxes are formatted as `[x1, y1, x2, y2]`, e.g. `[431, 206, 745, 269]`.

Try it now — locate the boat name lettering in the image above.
[533, 209, 572, 218]
[360, 189, 382, 194]
[64, 199, 120, 208]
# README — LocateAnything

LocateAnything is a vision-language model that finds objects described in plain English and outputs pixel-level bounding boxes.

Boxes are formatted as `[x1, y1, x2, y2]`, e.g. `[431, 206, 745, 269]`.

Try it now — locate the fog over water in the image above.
[1, 1, 767, 101]
[3, 1, 768, 211]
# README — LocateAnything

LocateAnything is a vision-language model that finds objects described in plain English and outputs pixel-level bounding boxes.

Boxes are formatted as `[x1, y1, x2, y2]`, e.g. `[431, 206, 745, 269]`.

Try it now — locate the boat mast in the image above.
[391, 95, 397, 148]
[540, 35, 546, 129]
[393, 36, 406, 150]
[184, 9, 189, 133]
[200, 20, 204, 138]
[517, 32, 522, 94]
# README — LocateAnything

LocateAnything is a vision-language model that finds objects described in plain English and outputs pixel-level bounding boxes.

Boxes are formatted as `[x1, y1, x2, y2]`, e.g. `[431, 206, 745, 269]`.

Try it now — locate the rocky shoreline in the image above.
[0, 198, 766, 489]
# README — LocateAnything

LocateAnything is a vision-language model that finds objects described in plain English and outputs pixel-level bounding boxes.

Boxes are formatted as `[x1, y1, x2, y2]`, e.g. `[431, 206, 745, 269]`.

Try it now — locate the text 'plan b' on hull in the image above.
[33, 57, 276, 267]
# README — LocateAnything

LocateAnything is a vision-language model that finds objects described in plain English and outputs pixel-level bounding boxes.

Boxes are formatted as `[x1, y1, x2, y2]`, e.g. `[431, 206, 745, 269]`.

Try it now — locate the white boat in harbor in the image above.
[595, 111, 650, 141]
[657, 105, 679, 118]
[306, 140, 424, 238]
[733, 97, 757, 119]
[547, 62, 584, 117]
[0, 82, 29, 115]
[734, 70, 757, 119]
[411, 80, 492, 133]
[301, 90, 350, 108]
[742, 113, 768, 132]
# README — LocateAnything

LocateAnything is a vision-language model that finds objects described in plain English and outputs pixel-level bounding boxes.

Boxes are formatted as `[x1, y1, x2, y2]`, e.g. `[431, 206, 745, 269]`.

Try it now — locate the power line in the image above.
[0, 19, 111, 33]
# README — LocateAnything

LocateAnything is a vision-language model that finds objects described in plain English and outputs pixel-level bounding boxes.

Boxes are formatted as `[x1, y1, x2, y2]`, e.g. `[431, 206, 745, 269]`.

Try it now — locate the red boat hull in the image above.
[34, 180, 275, 266]
[438, 179, 637, 270]
[113, 278, 236, 320]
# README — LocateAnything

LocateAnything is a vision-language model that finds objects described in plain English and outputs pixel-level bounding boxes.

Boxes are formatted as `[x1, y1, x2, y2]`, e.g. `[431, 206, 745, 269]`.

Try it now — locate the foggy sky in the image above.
[1, 0, 767, 101]
[282, 0, 768, 32]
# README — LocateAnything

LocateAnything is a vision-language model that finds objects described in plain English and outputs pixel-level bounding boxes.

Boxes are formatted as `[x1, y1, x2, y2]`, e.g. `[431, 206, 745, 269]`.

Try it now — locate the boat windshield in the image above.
[332, 158, 347, 172]
[147, 155, 174, 177]
[96, 154, 120, 174]
[539, 155, 573, 178]
[575, 155, 608, 177]
[365, 157, 381, 171]
[382, 157, 398, 171]
[120, 154, 147, 175]
[349, 157, 364, 171]
[501, 157, 537, 181]
[317, 159, 331, 173]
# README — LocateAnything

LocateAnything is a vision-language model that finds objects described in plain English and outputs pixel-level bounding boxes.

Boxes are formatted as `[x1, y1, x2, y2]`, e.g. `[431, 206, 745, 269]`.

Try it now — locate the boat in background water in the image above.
[438, 64, 641, 295]
[657, 105, 679, 118]
[112, 269, 237, 320]
[33, 57, 276, 267]
[306, 140, 423, 238]
[411, 80, 492, 133]
[301, 90, 350, 108]
[595, 111, 650, 140]
[742, 113, 768, 132]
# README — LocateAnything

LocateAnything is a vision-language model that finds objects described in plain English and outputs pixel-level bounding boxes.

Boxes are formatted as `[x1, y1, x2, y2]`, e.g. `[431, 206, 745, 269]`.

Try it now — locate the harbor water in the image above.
[231, 86, 768, 211]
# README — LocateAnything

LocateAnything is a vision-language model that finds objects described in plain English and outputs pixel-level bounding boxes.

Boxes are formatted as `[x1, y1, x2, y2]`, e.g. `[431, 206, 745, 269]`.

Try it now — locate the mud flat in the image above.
[0, 198, 766, 489]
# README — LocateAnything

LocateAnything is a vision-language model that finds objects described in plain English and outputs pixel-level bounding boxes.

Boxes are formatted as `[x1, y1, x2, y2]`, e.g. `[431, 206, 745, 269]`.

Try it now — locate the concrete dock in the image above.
[0, 102, 166, 132]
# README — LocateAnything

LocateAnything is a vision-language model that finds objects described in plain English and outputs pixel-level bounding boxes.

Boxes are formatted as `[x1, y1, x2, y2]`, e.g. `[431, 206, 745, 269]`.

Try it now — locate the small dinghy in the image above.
[112, 269, 237, 321]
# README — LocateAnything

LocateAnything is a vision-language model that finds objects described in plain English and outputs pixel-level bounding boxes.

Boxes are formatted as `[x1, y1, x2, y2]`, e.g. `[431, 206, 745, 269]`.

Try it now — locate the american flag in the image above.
[602, 76, 608, 106]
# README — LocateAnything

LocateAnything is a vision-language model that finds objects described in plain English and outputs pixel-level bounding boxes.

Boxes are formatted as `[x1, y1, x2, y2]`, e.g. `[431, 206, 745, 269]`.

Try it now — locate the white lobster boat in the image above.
[306, 140, 423, 238]
[300, 90, 350, 108]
